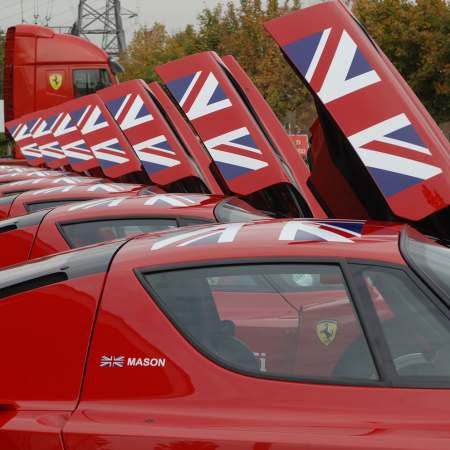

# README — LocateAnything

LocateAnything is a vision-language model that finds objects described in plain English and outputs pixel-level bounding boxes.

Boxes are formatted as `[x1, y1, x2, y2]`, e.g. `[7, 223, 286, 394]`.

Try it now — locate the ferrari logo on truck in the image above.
[50, 74, 62, 91]
[316, 319, 337, 346]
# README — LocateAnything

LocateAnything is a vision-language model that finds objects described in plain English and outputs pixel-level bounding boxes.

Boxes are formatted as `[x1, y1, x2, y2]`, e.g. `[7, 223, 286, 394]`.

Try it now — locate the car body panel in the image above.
[0, 171, 68, 184]
[0, 411, 69, 450]
[263, 1, 450, 222]
[112, 219, 405, 269]
[7, 183, 147, 217]
[0, 177, 104, 200]
[148, 82, 224, 195]
[0, 274, 105, 410]
[98, 79, 201, 187]
[64, 93, 142, 179]
[63, 221, 450, 450]
[0, 167, 45, 174]
[31, 106, 70, 168]
[5, 117, 46, 166]
[155, 52, 293, 196]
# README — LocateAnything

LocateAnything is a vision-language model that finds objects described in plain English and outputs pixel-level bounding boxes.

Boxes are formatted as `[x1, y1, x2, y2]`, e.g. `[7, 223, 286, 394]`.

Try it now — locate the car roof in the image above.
[111, 218, 406, 270]
[14, 183, 147, 203]
[43, 193, 227, 223]
[0, 177, 103, 194]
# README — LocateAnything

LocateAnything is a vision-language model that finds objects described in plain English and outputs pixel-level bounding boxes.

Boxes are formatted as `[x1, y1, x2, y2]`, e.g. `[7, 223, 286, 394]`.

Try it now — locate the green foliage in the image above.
[0, 27, 5, 100]
[354, 0, 450, 124]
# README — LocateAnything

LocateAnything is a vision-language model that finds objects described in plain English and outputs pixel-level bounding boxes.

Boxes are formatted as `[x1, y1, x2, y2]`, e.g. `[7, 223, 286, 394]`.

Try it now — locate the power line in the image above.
[0, 0, 30, 13]
[0, 0, 52, 23]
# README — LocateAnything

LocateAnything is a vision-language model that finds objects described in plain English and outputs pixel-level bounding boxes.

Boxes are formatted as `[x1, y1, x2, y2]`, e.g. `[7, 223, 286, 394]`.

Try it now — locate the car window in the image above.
[142, 264, 378, 383]
[73, 69, 112, 98]
[61, 218, 177, 248]
[402, 226, 450, 302]
[214, 198, 271, 223]
[26, 199, 89, 212]
[353, 265, 450, 383]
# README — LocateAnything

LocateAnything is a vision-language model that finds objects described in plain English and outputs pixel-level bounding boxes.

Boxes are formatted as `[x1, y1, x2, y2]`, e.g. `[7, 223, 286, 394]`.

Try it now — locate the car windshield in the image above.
[403, 226, 450, 300]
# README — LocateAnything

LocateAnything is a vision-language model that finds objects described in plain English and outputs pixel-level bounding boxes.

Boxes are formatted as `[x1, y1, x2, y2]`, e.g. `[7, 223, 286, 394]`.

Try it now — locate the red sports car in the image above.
[0, 193, 270, 268]
[1, 219, 449, 449]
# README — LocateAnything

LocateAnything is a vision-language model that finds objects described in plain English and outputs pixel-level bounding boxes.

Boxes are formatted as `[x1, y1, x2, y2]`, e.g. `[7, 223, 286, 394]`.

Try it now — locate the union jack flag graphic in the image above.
[52, 111, 97, 169]
[282, 28, 381, 104]
[104, 93, 153, 130]
[203, 127, 268, 181]
[279, 220, 366, 243]
[165, 71, 232, 121]
[99, 82, 195, 183]
[65, 95, 142, 177]
[100, 356, 125, 367]
[10, 119, 44, 163]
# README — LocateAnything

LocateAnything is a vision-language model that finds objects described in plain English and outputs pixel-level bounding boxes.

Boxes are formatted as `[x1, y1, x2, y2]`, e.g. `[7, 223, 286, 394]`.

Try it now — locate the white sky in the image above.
[0, 0, 243, 48]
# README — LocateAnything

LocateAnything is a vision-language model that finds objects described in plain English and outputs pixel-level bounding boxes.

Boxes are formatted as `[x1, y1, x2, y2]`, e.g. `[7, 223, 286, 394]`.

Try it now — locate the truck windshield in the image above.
[402, 226, 450, 301]
[73, 69, 112, 98]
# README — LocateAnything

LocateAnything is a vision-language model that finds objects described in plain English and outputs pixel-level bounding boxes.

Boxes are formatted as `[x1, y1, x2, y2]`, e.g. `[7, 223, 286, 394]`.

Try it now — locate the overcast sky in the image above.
[0, 0, 243, 48]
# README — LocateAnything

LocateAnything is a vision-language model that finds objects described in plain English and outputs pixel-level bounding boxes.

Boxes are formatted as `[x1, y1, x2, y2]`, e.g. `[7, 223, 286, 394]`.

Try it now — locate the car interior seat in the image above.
[157, 275, 260, 372]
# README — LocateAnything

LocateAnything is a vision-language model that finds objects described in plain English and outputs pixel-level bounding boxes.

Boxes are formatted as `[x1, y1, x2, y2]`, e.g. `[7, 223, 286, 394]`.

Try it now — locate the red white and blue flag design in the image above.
[264, 2, 450, 221]
[148, 82, 224, 194]
[98, 80, 199, 186]
[64, 94, 142, 178]
[100, 356, 124, 367]
[31, 108, 69, 168]
[155, 53, 292, 195]
[45, 104, 99, 172]
[6, 116, 46, 166]
[279, 220, 366, 243]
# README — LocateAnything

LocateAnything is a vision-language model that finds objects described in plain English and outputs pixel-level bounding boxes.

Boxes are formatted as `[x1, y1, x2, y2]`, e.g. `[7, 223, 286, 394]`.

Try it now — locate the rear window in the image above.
[402, 226, 450, 302]
[61, 217, 177, 248]
[25, 199, 91, 213]
[214, 198, 271, 222]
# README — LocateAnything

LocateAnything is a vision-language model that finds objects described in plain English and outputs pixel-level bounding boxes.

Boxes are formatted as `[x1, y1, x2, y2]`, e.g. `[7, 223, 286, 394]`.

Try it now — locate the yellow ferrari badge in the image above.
[49, 74, 62, 91]
[207, 277, 219, 285]
[316, 319, 338, 346]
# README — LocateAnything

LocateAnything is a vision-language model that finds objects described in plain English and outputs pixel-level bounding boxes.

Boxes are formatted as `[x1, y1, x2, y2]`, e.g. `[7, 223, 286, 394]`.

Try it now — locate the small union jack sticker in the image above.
[100, 356, 125, 367]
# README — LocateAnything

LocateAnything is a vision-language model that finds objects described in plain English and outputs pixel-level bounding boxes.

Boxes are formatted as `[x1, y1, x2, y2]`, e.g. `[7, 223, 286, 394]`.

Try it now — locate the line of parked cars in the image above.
[2, 2, 450, 449]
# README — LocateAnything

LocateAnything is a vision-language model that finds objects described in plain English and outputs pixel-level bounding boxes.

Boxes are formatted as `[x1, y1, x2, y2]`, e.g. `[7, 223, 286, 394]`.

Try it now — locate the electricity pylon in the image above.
[74, 0, 137, 57]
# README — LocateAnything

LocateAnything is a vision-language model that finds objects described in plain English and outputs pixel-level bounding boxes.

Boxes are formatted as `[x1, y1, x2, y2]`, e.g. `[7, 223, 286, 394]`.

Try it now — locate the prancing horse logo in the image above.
[315, 319, 338, 346]
[50, 74, 62, 91]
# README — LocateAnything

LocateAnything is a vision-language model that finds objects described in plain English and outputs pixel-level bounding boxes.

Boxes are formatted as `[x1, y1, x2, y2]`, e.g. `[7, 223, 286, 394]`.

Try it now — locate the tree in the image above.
[119, 1, 315, 129]
[0, 27, 6, 100]
[354, 0, 450, 124]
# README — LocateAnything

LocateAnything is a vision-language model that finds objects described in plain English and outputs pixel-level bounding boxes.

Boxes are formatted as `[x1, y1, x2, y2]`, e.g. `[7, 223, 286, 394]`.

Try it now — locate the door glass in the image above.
[143, 264, 378, 382]
[355, 266, 450, 382]
[73, 69, 112, 98]
[61, 218, 177, 248]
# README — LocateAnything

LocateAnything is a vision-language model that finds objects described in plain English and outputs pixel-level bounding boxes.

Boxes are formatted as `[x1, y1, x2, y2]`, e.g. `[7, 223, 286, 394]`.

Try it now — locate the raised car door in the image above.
[62, 253, 450, 449]
[0, 241, 125, 450]
[264, 1, 450, 239]
[155, 53, 314, 218]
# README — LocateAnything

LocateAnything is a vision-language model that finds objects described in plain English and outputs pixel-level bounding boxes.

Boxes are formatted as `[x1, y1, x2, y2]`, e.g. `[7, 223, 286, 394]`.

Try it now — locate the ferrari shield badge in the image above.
[50, 74, 62, 91]
[316, 319, 337, 346]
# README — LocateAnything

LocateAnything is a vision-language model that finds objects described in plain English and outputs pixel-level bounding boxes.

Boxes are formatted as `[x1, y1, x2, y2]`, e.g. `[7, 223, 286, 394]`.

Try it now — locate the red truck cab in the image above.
[4, 24, 119, 130]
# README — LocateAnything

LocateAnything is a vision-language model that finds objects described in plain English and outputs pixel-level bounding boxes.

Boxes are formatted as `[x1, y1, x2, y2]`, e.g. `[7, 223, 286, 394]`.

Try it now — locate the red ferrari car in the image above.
[0, 176, 108, 201]
[2, 219, 450, 449]
[0, 183, 149, 218]
[0, 193, 270, 268]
